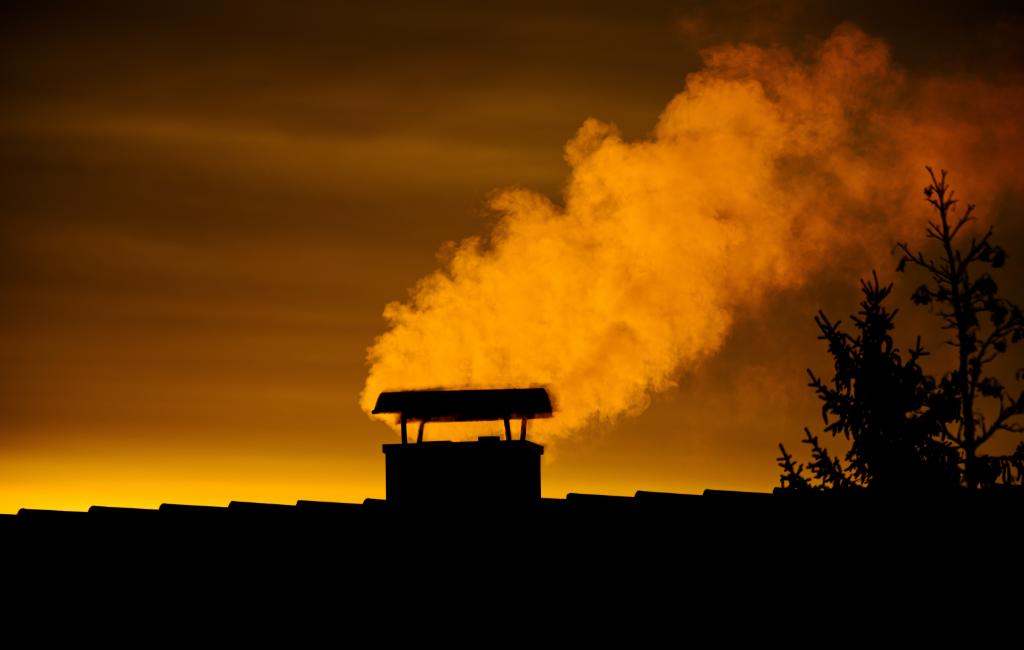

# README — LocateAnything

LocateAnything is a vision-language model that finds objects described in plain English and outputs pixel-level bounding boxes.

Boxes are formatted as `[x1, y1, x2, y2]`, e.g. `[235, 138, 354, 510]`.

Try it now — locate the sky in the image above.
[2, 1, 1023, 512]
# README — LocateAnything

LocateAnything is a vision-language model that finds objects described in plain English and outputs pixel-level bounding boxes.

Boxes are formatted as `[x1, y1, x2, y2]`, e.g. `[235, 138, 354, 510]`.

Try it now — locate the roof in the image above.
[372, 387, 553, 422]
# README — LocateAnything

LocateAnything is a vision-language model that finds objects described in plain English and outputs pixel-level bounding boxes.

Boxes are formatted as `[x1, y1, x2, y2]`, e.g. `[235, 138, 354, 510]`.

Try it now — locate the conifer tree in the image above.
[895, 168, 1024, 488]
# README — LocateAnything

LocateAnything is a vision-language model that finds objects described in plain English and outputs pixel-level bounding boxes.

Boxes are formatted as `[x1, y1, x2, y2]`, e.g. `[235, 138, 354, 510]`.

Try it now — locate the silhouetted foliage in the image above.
[896, 168, 1024, 488]
[778, 273, 960, 493]
[779, 168, 1024, 492]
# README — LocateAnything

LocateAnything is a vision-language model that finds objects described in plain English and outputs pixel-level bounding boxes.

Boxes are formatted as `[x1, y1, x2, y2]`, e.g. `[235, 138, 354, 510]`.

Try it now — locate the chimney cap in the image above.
[372, 387, 553, 422]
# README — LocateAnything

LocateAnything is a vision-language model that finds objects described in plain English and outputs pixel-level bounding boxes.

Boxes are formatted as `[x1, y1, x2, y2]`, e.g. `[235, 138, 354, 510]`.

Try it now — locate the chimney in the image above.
[374, 388, 551, 510]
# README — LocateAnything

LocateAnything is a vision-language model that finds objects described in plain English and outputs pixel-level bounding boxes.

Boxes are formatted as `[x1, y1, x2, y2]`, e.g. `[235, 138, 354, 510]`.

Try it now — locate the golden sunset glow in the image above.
[2, 4, 1023, 513]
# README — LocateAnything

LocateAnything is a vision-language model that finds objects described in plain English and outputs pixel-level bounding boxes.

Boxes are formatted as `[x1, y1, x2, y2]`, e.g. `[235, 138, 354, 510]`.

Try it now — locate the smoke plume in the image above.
[361, 23, 1024, 441]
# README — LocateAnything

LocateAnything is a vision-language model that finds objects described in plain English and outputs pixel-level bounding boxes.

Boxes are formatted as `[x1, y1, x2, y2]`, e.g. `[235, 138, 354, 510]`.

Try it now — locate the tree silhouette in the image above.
[779, 168, 1024, 492]
[896, 168, 1024, 488]
[777, 273, 959, 493]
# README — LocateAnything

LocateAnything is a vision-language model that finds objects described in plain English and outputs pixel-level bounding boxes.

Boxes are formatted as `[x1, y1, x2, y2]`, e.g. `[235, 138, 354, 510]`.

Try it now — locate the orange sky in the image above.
[2, 1, 1023, 513]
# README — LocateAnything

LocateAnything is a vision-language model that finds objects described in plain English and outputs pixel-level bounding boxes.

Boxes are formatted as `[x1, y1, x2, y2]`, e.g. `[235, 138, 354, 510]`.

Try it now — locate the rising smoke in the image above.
[362, 24, 1024, 441]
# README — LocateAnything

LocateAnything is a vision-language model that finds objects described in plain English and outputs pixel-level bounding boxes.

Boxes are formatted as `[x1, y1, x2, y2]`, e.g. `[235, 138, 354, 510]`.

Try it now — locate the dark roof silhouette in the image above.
[7, 430, 1021, 593]
[10, 486, 1020, 531]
